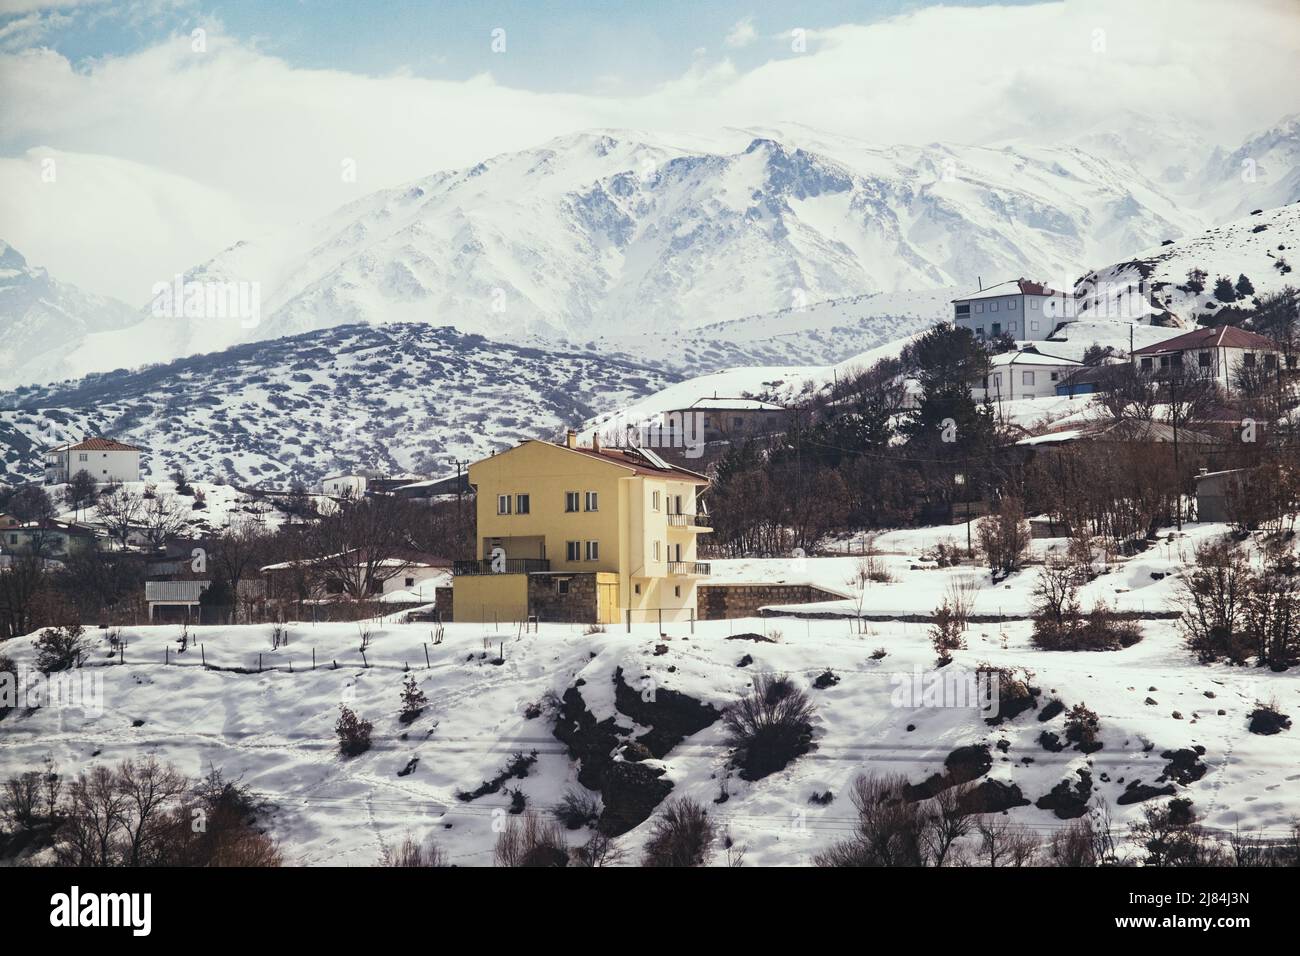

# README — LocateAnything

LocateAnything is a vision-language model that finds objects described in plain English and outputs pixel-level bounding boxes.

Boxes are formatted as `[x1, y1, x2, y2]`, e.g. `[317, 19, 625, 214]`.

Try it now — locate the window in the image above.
[991, 323, 1001, 336]
[405, 577, 415, 588]
[1141, 357, 1153, 370]
[1009, 321, 1017, 331]
[955, 303, 970, 316]
[1050, 372, 1059, 381]
[1244, 352, 1257, 367]
[1022, 371, 1035, 386]
[557, 579, 570, 595]
[1031, 298, 1040, 310]
[515, 494, 530, 515]
[653, 541, 661, 560]
[634, 583, 641, 595]
[78, 453, 88, 462]
[671, 495, 683, 514]
[585, 540, 599, 561]
[990, 300, 999, 312]
[651, 490, 660, 511]
[566, 541, 581, 561]
[584, 491, 598, 512]
[976, 327, 985, 338]
[497, 495, 511, 515]
[674, 586, 681, 598]
[1008, 299, 1017, 310]
[565, 491, 579, 512]
[1030, 320, 1039, 332]
[1265, 353, 1277, 369]
[976, 302, 984, 313]
[1198, 351, 1211, 368]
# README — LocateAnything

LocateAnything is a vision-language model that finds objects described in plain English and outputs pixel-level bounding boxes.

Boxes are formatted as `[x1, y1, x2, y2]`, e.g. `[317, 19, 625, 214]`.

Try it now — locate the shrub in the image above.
[380, 833, 447, 867]
[34, 625, 89, 673]
[1129, 801, 1225, 866]
[553, 787, 601, 830]
[814, 773, 931, 867]
[571, 831, 625, 867]
[494, 810, 569, 867]
[723, 673, 816, 780]
[1, 771, 42, 829]
[335, 705, 373, 757]
[977, 496, 1030, 579]
[929, 601, 965, 664]
[399, 673, 428, 724]
[1063, 703, 1102, 753]
[642, 797, 716, 867]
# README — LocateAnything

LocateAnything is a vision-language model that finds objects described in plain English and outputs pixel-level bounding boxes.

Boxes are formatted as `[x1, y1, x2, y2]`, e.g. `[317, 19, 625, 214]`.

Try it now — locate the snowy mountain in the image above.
[0, 323, 681, 486]
[0, 241, 140, 386]
[16, 120, 1293, 390]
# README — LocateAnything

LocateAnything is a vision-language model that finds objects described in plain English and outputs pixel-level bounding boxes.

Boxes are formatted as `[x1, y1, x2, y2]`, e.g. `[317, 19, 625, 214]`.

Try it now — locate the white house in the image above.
[976, 349, 1083, 402]
[1131, 325, 1286, 394]
[321, 473, 368, 498]
[43, 437, 142, 486]
[952, 278, 1074, 343]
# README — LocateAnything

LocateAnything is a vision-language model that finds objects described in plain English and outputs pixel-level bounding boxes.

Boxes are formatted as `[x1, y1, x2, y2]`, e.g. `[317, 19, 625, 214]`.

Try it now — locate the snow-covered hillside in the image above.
[1075, 202, 1300, 329]
[2, 520, 1295, 866]
[0, 323, 680, 486]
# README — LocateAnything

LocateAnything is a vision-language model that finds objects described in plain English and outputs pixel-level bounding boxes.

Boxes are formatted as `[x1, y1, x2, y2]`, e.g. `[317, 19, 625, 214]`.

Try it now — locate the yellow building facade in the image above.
[452, 436, 711, 624]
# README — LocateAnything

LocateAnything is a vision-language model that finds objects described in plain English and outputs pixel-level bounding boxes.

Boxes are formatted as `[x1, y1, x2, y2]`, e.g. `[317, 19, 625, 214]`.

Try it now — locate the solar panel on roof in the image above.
[627, 446, 672, 470]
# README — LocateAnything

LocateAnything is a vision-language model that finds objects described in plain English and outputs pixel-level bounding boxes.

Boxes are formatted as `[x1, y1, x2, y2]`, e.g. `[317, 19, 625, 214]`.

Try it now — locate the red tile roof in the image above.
[1133, 325, 1279, 355]
[47, 437, 143, 453]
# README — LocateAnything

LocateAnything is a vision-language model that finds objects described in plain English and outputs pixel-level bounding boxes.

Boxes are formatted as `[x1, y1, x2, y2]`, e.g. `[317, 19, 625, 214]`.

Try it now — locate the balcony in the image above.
[667, 561, 711, 577]
[666, 512, 711, 530]
[453, 558, 551, 576]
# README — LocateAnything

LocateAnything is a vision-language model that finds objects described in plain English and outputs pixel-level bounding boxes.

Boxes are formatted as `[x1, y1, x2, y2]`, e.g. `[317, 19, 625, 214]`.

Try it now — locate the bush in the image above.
[814, 773, 931, 867]
[977, 496, 1030, 579]
[399, 674, 427, 724]
[552, 787, 601, 830]
[379, 833, 447, 867]
[723, 673, 816, 780]
[642, 797, 716, 867]
[34, 625, 89, 673]
[494, 810, 569, 867]
[929, 601, 966, 664]
[335, 705, 373, 757]
[1063, 703, 1102, 753]
[1, 771, 42, 829]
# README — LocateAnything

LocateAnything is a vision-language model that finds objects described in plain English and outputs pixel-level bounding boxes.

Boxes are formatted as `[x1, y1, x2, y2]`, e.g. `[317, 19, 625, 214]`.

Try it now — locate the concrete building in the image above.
[452, 433, 711, 624]
[43, 437, 142, 486]
[320, 474, 368, 498]
[952, 278, 1072, 343]
[977, 349, 1083, 402]
[659, 396, 789, 445]
[1131, 325, 1284, 394]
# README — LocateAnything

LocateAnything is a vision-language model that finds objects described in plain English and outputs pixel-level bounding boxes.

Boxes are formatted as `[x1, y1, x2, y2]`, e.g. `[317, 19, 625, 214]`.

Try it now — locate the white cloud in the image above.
[0, 0, 1296, 299]
[724, 16, 758, 49]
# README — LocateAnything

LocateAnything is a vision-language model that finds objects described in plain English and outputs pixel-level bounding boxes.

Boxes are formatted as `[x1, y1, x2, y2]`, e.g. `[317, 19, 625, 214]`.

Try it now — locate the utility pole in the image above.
[1170, 368, 1182, 531]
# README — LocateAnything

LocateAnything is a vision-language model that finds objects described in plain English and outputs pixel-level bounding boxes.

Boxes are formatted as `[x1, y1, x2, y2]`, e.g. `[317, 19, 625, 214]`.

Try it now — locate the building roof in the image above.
[1016, 418, 1218, 447]
[988, 349, 1082, 368]
[684, 397, 785, 411]
[1132, 325, 1279, 355]
[46, 437, 143, 453]
[953, 278, 1063, 303]
[564, 443, 710, 483]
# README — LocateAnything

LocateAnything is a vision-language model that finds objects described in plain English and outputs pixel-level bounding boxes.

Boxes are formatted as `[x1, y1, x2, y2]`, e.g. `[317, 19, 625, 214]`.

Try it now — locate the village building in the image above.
[1130, 325, 1285, 394]
[977, 349, 1083, 401]
[43, 437, 142, 486]
[952, 278, 1073, 343]
[451, 432, 711, 624]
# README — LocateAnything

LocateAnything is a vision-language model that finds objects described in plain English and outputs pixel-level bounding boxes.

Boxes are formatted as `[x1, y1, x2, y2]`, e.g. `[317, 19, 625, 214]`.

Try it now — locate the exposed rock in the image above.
[812, 670, 840, 689]
[1117, 779, 1177, 805]
[1036, 769, 1093, 819]
[1160, 748, 1208, 785]
[1037, 698, 1065, 722]
[1248, 707, 1292, 735]
[904, 744, 992, 800]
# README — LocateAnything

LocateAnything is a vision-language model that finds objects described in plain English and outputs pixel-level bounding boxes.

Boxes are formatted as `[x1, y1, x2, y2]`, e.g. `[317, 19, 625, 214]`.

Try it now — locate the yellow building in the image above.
[452, 433, 711, 624]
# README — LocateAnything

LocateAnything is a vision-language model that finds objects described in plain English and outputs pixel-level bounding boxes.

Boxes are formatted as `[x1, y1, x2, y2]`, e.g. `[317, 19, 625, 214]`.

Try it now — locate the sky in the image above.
[0, 0, 1297, 304]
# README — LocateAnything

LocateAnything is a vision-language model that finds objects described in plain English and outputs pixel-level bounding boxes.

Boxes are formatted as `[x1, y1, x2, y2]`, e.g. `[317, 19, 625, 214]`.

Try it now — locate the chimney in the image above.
[565, 430, 576, 449]
[592, 433, 601, 453]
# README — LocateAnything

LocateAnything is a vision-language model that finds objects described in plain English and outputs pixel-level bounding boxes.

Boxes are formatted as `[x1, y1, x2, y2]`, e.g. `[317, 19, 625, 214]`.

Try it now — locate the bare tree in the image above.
[140, 493, 190, 551]
[97, 486, 144, 550]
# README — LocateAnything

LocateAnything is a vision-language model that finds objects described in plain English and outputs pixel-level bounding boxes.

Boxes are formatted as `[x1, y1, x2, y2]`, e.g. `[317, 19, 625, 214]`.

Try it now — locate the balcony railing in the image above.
[667, 561, 711, 576]
[453, 558, 551, 576]
[667, 513, 711, 529]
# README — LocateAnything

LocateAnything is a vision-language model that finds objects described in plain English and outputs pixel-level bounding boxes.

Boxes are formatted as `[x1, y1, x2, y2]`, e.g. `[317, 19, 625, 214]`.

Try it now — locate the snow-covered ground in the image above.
[3, 520, 1296, 866]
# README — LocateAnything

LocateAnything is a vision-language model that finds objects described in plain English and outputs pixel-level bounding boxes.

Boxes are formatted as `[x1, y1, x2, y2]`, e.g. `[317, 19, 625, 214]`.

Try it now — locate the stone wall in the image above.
[698, 583, 844, 620]
[528, 572, 599, 623]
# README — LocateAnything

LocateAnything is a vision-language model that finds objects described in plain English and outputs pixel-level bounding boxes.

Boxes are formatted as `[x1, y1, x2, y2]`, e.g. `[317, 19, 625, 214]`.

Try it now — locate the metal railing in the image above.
[667, 561, 711, 576]
[452, 558, 551, 576]
[667, 513, 711, 529]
